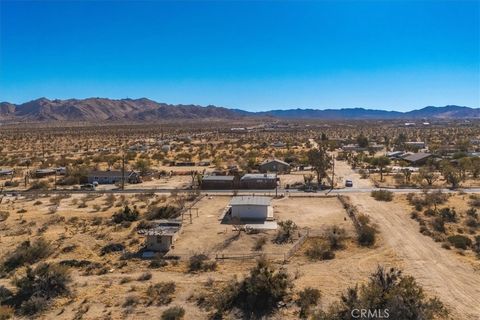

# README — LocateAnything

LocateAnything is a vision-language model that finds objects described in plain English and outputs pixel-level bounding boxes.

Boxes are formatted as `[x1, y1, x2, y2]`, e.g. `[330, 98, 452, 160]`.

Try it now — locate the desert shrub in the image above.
[1, 238, 52, 273]
[274, 220, 298, 244]
[432, 217, 445, 233]
[447, 235, 472, 249]
[161, 306, 185, 320]
[473, 236, 480, 256]
[0, 286, 13, 303]
[211, 257, 291, 318]
[100, 243, 125, 256]
[316, 266, 448, 320]
[188, 254, 217, 273]
[12, 263, 71, 316]
[137, 272, 152, 281]
[410, 211, 419, 220]
[370, 190, 393, 202]
[145, 205, 181, 220]
[465, 217, 478, 229]
[59, 259, 102, 269]
[253, 236, 267, 251]
[28, 181, 49, 190]
[0, 305, 14, 319]
[0, 211, 9, 222]
[469, 195, 480, 208]
[296, 287, 321, 319]
[112, 205, 139, 224]
[325, 225, 347, 250]
[439, 208, 457, 223]
[4, 181, 18, 187]
[135, 219, 157, 230]
[122, 295, 139, 308]
[148, 259, 168, 269]
[146, 282, 176, 306]
[305, 241, 335, 261]
[357, 225, 377, 246]
[19, 296, 48, 316]
[466, 207, 478, 218]
[423, 208, 436, 217]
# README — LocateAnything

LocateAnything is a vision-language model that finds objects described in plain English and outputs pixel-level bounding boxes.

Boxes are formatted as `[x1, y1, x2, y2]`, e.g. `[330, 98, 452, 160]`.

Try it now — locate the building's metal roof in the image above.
[230, 196, 271, 206]
[402, 152, 432, 163]
[240, 174, 276, 180]
[88, 170, 136, 177]
[260, 159, 289, 166]
[202, 175, 235, 181]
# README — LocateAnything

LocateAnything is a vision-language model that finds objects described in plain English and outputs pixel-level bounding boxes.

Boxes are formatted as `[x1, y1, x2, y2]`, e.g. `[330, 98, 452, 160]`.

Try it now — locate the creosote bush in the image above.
[188, 254, 217, 273]
[146, 281, 176, 306]
[210, 257, 292, 318]
[1, 238, 52, 273]
[112, 205, 139, 224]
[312, 266, 448, 320]
[296, 287, 321, 319]
[274, 220, 298, 244]
[161, 306, 185, 320]
[371, 190, 393, 202]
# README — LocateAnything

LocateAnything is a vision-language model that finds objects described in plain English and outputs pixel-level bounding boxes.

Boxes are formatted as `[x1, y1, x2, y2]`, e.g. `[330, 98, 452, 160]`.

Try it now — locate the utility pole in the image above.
[331, 155, 335, 190]
[121, 153, 125, 191]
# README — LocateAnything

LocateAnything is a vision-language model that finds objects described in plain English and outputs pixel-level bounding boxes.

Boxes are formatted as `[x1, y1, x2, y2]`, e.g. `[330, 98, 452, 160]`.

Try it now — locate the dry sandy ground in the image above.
[349, 193, 480, 320]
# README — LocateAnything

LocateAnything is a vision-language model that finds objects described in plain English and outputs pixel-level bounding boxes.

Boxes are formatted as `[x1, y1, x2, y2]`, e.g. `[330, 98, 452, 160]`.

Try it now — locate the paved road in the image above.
[2, 187, 480, 196]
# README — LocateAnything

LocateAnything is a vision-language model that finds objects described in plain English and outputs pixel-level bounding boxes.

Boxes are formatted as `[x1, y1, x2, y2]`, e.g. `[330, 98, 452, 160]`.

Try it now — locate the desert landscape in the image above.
[1, 1, 479, 319]
[0, 118, 479, 320]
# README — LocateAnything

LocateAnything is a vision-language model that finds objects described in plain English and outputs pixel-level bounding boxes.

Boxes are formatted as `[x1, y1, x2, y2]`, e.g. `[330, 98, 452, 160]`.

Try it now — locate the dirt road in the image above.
[335, 160, 373, 189]
[349, 194, 480, 319]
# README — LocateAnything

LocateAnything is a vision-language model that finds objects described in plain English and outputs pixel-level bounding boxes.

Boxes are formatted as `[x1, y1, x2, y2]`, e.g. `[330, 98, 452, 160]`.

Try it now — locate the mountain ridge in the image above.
[0, 98, 478, 122]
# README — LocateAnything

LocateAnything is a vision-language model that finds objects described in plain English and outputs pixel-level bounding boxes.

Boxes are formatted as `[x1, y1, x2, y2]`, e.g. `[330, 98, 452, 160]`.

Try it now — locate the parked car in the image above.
[345, 179, 353, 187]
[80, 183, 95, 191]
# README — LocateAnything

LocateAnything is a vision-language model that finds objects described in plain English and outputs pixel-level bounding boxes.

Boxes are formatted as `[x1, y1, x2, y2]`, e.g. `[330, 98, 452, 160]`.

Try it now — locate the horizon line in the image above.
[1, 97, 478, 113]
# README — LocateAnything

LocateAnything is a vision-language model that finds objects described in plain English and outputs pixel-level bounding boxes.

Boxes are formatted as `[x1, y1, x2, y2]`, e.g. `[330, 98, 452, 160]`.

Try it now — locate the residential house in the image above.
[405, 141, 426, 148]
[402, 152, 432, 166]
[34, 169, 57, 178]
[87, 170, 141, 184]
[259, 159, 290, 174]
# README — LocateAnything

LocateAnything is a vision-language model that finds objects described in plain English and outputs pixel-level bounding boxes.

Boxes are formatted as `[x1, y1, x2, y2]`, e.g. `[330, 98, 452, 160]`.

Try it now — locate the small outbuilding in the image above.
[201, 175, 236, 190]
[138, 220, 182, 252]
[229, 196, 273, 221]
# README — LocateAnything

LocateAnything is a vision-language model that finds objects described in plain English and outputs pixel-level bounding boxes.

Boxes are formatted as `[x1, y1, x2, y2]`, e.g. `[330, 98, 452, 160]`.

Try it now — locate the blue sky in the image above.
[0, 1, 479, 111]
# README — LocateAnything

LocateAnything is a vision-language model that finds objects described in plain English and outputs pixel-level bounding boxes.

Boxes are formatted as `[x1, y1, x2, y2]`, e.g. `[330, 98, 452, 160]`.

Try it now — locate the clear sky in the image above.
[0, 0, 479, 111]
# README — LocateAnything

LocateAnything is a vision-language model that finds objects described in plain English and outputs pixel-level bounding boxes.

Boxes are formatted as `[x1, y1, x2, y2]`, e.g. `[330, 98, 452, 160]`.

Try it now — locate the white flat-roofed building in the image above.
[229, 196, 273, 221]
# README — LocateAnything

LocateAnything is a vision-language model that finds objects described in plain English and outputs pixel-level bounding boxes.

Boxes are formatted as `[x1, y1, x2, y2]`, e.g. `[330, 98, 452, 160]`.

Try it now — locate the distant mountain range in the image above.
[0, 98, 478, 122]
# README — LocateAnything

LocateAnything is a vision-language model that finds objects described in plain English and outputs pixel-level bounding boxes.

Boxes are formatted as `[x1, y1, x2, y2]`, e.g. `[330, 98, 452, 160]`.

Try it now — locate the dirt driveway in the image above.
[349, 194, 480, 319]
[335, 160, 373, 189]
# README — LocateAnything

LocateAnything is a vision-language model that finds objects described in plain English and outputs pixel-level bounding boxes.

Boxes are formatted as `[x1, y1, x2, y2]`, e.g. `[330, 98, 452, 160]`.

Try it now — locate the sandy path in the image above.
[350, 194, 480, 319]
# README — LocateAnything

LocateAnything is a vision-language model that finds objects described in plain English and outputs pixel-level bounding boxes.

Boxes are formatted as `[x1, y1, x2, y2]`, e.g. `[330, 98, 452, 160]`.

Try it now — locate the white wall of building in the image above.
[231, 205, 268, 220]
